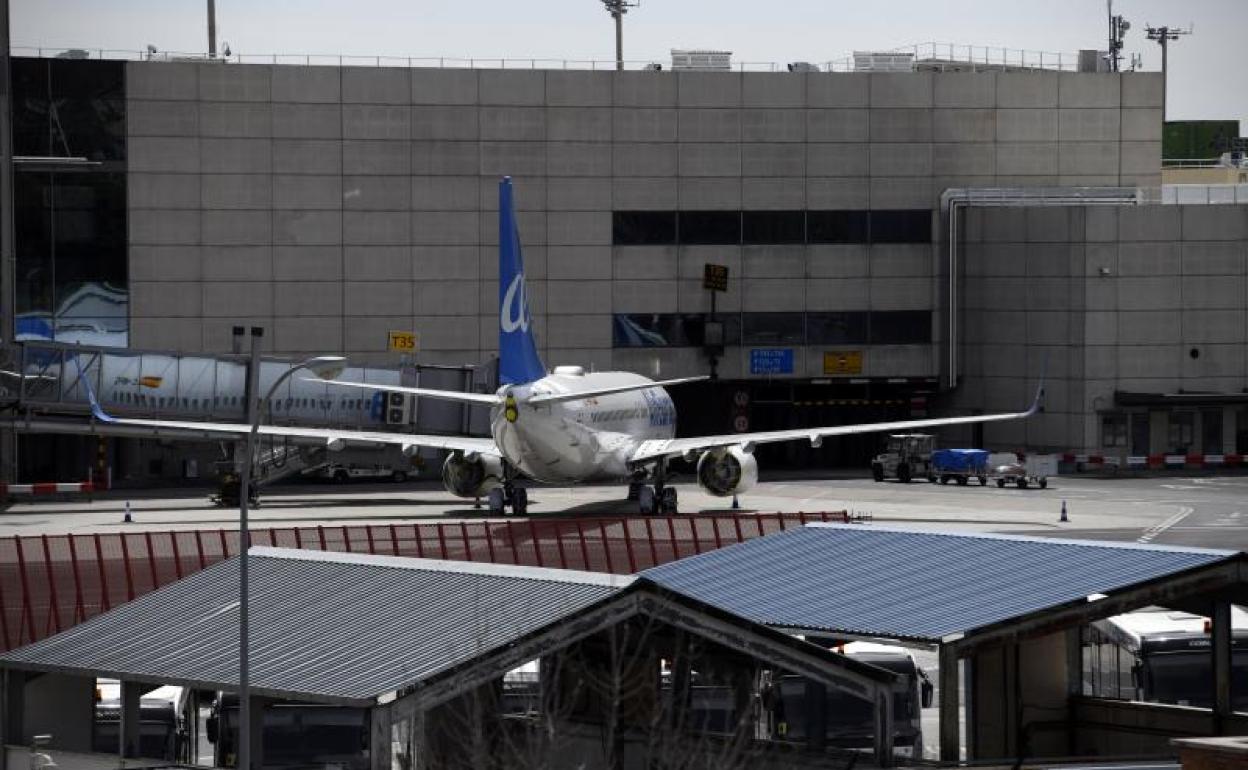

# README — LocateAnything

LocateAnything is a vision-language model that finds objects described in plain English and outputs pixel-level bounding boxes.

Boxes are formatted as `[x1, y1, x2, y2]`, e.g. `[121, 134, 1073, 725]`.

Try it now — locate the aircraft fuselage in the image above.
[490, 370, 676, 483]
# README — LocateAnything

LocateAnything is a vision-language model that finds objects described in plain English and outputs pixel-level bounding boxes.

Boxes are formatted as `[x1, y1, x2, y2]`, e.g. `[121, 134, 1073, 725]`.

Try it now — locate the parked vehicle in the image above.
[871, 434, 936, 483]
[930, 448, 990, 486]
[990, 452, 1056, 489]
[93, 680, 187, 761]
[207, 693, 369, 770]
[1085, 606, 1248, 709]
[314, 462, 411, 483]
[767, 641, 933, 758]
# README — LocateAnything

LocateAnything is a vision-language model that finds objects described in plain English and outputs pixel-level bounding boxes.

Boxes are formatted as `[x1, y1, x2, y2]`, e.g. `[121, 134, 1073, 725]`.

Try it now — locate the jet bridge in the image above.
[0, 341, 492, 484]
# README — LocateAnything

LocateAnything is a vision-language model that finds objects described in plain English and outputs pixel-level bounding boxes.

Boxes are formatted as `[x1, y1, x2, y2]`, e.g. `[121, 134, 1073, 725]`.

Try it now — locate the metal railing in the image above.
[12, 42, 1081, 73]
[0, 511, 847, 652]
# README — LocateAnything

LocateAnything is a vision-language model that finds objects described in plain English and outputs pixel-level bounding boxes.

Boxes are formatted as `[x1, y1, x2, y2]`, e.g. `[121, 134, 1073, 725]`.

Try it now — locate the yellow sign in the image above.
[388, 330, 419, 353]
[823, 350, 863, 375]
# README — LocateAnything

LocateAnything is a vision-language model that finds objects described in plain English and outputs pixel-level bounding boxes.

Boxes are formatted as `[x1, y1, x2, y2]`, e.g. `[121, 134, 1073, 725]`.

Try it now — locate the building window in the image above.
[612, 211, 677, 245]
[742, 313, 804, 345]
[612, 314, 742, 348]
[742, 211, 805, 245]
[1101, 413, 1128, 447]
[807, 210, 870, 244]
[1168, 412, 1195, 454]
[870, 210, 932, 243]
[678, 211, 741, 245]
[869, 311, 931, 345]
[806, 312, 868, 345]
[1201, 408, 1223, 456]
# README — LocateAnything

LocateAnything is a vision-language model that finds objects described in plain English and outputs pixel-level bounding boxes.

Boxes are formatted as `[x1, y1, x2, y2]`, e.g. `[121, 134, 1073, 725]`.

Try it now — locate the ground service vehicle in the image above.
[93, 682, 186, 761]
[930, 448, 990, 486]
[871, 434, 936, 483]
[1085, 607, 1248, 709]
[207, 693, 369, 770]
[315, 461, 411, 482]
[768, 641, 933, 757]
[989, 452, 1055, 489]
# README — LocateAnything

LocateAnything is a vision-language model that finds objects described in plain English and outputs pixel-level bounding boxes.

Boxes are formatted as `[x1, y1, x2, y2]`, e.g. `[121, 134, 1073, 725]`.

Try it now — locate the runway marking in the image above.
[1137, 506, 1193, 544]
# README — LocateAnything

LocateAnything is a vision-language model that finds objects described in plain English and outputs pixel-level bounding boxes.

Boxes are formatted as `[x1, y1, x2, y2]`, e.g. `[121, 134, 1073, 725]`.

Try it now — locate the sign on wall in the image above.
[388, 330, 419, 353]
[703, 263, 729, 292]
[823, 350, 863, 375]
[750, 348, 794, 375]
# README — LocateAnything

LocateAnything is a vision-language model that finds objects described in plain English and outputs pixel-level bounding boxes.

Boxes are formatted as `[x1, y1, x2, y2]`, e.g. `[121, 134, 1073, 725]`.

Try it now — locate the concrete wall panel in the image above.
[202, 210, 271, 245]
[199, 102, 272, 137]
[271, 66, 341, 103]
[479, 70, 546, 105]
[411, 68, 479, 105]
[341, 67, 409, 104]
[126, 62, 198, 100]
[933, 73, 996, 107]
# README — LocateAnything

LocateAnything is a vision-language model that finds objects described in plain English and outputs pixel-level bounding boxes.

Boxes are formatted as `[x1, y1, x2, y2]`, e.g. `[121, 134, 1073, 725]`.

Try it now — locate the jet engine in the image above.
[696, 446, 758, 497]
[441, 452, 504, 498]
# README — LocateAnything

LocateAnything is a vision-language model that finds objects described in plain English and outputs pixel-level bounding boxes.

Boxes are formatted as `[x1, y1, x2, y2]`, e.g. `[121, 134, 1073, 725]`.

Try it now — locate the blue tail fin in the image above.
[498, 177, 546, 385]
[73, 354, 117, 423]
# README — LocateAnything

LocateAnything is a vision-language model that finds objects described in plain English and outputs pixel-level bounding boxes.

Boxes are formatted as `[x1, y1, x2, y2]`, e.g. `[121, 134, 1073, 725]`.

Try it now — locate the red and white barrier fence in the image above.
[0, 481, 94, 496]
[1061, 453, 1246, 471]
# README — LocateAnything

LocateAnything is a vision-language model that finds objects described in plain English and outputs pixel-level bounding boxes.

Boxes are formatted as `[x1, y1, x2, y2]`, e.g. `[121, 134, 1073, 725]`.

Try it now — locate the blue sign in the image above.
[750, 348, 794, 375]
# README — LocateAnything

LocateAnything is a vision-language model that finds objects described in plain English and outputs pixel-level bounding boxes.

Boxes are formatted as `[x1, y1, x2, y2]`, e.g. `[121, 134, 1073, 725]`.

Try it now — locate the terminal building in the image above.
[7, 52, 1248, 475]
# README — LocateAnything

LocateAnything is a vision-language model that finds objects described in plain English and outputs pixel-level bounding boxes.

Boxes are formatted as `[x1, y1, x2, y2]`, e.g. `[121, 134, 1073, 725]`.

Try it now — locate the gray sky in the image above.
[12, 0, 1246, 130]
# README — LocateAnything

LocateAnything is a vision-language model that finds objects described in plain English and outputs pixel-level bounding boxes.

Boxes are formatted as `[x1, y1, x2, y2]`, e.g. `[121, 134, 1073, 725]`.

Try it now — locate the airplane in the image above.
[57, 177, 1041, 516]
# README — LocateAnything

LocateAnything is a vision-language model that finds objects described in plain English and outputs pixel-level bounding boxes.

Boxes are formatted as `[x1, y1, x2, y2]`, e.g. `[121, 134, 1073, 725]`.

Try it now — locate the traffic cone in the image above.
[123, 501, 132, 523]
[1060, 500, 1068, 523]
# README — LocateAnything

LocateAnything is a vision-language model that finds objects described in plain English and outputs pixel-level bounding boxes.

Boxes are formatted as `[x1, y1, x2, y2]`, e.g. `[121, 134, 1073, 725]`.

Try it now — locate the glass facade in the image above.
[11, 57, 128, 346]
[613, 311, 931, 348]
[612, 209, 932, 246]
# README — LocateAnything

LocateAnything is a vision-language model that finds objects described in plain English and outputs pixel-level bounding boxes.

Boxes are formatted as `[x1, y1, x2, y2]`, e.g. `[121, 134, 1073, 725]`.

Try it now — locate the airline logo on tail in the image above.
[498, 177, 546, 385]
[500, 272, 530, 333]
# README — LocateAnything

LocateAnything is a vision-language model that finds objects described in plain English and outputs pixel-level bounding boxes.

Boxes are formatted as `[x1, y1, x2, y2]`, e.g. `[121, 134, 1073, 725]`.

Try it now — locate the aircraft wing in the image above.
[630, 385, 1043, 464]
[83, 413, 501, 456]
[311, 378, 503, 406]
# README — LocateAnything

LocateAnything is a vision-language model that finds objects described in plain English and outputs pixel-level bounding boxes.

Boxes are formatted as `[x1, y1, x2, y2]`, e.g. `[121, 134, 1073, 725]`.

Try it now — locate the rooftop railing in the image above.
[13, 41, 1082, 72]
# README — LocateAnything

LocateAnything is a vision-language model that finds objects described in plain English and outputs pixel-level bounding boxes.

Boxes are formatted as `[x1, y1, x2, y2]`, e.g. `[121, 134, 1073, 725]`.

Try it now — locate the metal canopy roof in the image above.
[643, 524, 1237, 644]
[0, 547, 632, 705]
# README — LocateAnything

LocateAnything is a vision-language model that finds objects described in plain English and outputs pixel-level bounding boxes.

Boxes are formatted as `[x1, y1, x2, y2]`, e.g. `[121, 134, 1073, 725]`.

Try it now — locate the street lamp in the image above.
[237, 334, 346, 770]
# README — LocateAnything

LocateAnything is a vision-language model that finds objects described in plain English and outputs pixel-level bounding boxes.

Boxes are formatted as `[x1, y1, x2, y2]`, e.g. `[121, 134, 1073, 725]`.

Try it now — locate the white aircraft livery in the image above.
[79, 177, 1042, 515]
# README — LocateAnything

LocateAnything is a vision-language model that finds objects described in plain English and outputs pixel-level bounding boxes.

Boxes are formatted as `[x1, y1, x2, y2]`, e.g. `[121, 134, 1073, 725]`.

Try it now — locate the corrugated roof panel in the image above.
[643, 524, 1235, 642]
[2, 548, 628, 703]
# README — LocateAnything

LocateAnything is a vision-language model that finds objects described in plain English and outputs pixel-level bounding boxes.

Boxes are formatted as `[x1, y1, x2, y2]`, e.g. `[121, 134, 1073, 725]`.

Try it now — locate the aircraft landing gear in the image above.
[487, 463, 528, 516]
[638, 460, 678, 515]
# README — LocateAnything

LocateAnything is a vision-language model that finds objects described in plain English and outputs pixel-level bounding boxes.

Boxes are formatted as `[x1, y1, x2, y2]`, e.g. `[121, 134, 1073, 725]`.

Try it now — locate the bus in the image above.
[766, 641, 933, 758]
[207, 694, 370, 770]
[92, 681, 187, 761]
[1085, 606, 1248, 709]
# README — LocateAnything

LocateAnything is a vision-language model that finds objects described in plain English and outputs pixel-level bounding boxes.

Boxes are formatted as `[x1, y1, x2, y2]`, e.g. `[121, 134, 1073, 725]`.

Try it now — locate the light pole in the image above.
[236, 335, 346, 770]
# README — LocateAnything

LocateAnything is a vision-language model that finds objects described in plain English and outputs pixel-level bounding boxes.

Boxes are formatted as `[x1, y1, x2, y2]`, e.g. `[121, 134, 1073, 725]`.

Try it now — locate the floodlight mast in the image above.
[1145, 22, 1191, 119]
[601, 0, 639, 71]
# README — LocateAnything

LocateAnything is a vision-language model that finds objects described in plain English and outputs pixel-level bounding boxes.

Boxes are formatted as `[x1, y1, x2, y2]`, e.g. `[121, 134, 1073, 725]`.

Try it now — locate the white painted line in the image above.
[1137, 506, 1193, 544]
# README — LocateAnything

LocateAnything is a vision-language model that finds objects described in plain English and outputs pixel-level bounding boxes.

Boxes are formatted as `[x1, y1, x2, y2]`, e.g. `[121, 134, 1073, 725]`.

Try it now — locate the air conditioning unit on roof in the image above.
[671, 49, 732, 71]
